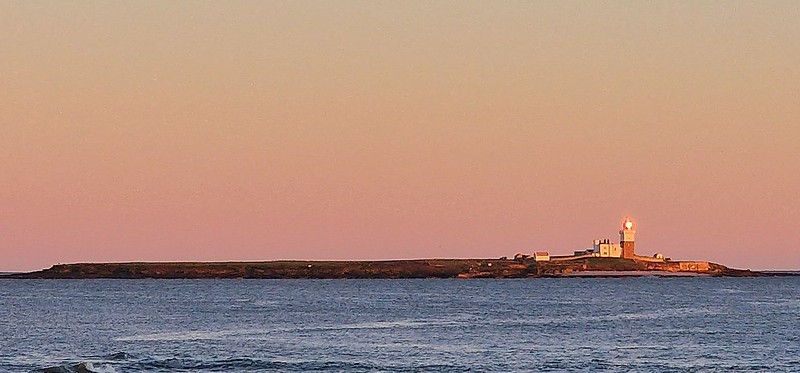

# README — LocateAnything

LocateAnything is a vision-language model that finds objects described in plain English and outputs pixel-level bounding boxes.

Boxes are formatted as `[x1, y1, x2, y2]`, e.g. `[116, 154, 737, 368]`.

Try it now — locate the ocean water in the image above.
[1, 278, 798, 372]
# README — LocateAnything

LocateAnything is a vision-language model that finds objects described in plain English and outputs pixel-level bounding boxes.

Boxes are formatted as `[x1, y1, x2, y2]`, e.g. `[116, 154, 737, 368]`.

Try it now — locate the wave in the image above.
[33, 356, 467, 372]
[116, 317, 471, 342]
[34, 362, 117, 373]
[31, 356, 794, 373]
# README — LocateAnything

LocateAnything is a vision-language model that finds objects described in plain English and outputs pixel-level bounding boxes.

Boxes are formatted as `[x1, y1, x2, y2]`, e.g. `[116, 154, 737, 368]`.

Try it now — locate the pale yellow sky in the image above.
[1, 1, 798, 270]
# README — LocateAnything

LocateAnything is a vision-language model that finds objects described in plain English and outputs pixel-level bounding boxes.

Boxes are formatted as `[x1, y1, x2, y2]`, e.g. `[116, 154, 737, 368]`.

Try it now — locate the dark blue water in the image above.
[1, 278, 798, 372]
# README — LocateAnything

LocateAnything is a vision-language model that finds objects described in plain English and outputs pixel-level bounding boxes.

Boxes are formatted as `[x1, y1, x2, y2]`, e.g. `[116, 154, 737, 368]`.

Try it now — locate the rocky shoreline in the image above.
[5, 258, 789, 279]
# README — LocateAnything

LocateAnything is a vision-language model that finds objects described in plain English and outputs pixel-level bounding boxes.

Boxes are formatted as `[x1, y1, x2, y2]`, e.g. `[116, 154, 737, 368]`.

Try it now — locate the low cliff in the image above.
[534, 257, 759, 277]
[8, 258, 769, 279]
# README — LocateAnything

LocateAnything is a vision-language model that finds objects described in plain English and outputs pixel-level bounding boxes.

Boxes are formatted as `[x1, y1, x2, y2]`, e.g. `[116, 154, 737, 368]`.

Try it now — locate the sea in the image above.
[1, 278, 798, 372]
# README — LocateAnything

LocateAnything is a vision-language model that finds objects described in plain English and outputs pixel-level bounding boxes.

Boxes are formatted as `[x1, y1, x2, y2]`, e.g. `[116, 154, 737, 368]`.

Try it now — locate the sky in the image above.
[1, 1, 798, 271]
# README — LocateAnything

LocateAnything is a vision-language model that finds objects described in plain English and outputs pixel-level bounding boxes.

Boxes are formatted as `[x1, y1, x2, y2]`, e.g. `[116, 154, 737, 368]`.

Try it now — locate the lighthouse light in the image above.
[625, 220, 633, 230]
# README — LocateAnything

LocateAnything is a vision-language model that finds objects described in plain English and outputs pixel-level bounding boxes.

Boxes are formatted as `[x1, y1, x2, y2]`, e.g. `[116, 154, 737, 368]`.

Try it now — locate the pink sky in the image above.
[1, 2, 798, 271]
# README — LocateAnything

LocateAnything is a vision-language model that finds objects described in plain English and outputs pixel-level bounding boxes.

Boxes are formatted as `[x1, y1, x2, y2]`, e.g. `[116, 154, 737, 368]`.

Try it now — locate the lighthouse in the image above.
[620, 218, 636, 258]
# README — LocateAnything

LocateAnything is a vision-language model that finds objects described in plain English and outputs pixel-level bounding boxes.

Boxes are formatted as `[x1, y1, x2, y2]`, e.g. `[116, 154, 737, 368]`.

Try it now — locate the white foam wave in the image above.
[83, 362, 118, 373]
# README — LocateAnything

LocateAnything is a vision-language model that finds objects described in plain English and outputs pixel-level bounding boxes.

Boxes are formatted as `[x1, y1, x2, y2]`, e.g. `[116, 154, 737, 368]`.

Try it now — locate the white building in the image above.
[533, 252, 550, 262]
[590, 239, 622, 258]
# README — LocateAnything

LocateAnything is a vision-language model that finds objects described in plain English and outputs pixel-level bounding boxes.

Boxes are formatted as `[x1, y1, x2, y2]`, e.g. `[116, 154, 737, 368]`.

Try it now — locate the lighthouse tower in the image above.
[620, 218, 636, 258]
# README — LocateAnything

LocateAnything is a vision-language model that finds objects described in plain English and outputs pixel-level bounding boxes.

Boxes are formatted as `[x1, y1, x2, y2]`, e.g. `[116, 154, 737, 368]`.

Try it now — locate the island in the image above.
[5, 219, 791, 279]
[4, 257, 772, 279]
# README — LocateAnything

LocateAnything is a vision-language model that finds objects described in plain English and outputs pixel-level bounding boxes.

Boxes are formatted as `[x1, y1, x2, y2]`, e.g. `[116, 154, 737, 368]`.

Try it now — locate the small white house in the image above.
[591, 239, 622, 258]
[533, 252, 550, 262]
